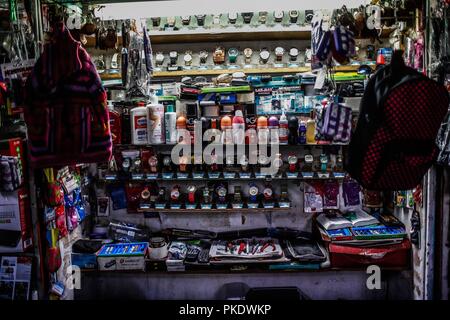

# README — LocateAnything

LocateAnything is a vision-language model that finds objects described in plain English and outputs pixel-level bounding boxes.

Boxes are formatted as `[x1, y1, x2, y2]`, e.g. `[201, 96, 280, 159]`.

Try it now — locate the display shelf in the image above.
[85, 26, 395, 46]
[113, 142, 349, 148]
[137, 207, 291, 213]
[99, 174, 346, 183]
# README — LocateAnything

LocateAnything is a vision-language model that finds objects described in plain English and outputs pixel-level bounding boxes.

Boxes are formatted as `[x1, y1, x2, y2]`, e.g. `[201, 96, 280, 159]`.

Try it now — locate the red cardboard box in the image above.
[329, 239, 411, 269]
[0, 188, 33, 253]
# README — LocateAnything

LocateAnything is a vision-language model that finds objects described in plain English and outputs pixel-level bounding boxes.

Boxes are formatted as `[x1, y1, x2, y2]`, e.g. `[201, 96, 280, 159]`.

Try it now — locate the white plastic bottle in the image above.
[164, 104, 177, 144]
[232, 110, 245, 145]
[279, 112, 289, 145]
[147, 103, 165, 144]
[130, 102, 148, 145]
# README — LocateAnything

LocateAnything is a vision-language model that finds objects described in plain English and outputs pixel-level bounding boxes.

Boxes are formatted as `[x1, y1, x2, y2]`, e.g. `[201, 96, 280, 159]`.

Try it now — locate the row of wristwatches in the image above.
[103, 153, 345, 180]
[139, 183, 291, 210]
[150, 11, 314, 30]
[155, 47, 309, 69]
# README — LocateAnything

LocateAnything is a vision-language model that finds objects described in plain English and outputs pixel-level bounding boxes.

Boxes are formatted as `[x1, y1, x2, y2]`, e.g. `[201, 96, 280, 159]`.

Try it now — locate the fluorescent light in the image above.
[97, 0, 370, 20]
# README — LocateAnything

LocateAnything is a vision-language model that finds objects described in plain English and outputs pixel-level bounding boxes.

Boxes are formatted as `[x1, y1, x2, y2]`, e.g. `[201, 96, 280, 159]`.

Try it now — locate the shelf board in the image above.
[148, 26, 312, 43]
[137, 207, 291, 213]
[152, 66, 310, 77]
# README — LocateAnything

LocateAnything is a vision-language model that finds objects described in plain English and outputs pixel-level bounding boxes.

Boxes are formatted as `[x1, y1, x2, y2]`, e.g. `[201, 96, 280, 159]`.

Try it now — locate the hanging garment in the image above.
[346, 50, 449, 190]
[24, 23, 112, 168]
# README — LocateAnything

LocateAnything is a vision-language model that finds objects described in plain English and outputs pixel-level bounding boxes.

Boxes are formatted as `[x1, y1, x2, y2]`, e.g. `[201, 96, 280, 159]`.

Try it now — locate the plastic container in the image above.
[221, 115, 233, 144]
[279, 112, 289, 145]
[268, 115, 279, 144]
[232, 110, 245, 145]
[257, 116, 269, 144]
[306, 119, 316, 144]
[147, 103, 165, 144]
[130, 103, 148, 145]
[164, 104, 177, 144]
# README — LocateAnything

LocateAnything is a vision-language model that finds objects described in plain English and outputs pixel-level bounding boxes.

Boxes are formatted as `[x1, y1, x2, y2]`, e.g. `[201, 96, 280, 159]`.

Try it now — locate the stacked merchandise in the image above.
[316, 208, 410, 268]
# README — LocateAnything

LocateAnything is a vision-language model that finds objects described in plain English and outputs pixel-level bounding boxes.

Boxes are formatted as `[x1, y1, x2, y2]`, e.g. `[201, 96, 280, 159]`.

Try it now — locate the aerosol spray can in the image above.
[233, 110, 245, 145]
[279, 112, 289, 145]
[257, 116, 269, 144]
[164, 104, 177, 144]
[288, 116, 299, 145]
[268, 115, 279, 144]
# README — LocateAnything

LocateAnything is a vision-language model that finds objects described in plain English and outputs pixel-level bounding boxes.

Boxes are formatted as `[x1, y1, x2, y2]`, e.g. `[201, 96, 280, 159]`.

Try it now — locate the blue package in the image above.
[109, 186, 127, 210]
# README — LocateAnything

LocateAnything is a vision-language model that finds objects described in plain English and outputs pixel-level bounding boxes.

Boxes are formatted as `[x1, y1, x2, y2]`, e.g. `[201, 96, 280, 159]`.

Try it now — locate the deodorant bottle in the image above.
[164, 104, 177, 144]
[130, 102, 148, 145]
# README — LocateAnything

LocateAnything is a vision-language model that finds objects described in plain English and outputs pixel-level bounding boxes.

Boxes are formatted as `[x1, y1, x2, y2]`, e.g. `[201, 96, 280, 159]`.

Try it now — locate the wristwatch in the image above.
[305, 10, 314, 24]
[288, 155, 298, 172]
[263, 183, 273, 201]
[212, 14, 221, 26]
[280, 184, 289, 201]
[167, 16, 176, 28]
[289, 10, 299, 23]
[216, 184, 227, 203]
[157, 187, 166, 202]
[183, 51, 193, 66]
[274, 11, 284, 23]
[122, 158, 131, 172]
[169, 51, 178, 65]
[179, 155, 189, 172]
[228, 48, 239, 64]
[170, 185, 181, 201]
[248, 183, 259, 202]
[303, 154, 314, 172]
[196, 14, 206, 26]
[233, 186, 242, 202]
[335, 155, 344, 172]
[199, 50, 208, 64]
[187, 185, 197, 204]
[148, 156, 158, 173]
[289, 47, 299, 61]
[163, 156, 172, 171]
[275, 47, 285, 62]
[155, 52, 165, 66]
[133, 158, 142, 173]
[242, 12, 254, 24]
[225, 155, 234, 171]
[141, 187, 151, 202]
[228, 12, 238, 24]
[239, 155, 249, 172]
[243, 48, 253, 64]
[210, 153, 219, 172]
[305, 48, 312, 62]
[202, 188, 212, 204]
[273, 153, 283, 170]
[258, 11, 268, 24]
[151, 17, 161, 28]
[181, 15, 191, 25]
[320, 153, 328, 173]
[213, 47, 225, 64]
[259, 48, 270, 64]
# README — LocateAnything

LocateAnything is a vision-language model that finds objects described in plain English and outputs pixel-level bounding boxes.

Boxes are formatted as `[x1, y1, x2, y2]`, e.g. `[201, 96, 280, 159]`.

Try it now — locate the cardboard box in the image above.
[97, 242, 148, 271]
[0, 188, 33, 253]
[329, 239, 411, 269]
[0, 138, 26, 185]
[71, 253, 98, 270]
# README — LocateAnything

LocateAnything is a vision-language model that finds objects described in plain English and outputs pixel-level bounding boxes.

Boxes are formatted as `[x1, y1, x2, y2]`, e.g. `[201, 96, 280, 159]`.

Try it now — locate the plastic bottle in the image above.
[279, 112, 288, 145]
[221, 115, 233, 144]
[164, 104, 177, 144]
[268, 115, 279, 144]
[130, 102, 148, 145]
[147, 103, 165, 144]
[306, 119, 316, 144]
[288, 116, 298, 145]
[232, 110, 245, 145]
[257, 116, 269, 144]
[175, 114, 187, 143]
[298, 120, 307, 144]
[107, 101, 122, 145]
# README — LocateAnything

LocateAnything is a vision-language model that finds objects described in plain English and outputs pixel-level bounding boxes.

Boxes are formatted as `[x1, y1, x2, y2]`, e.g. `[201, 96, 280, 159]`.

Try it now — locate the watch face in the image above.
[258, 154, 269, 165]
[199, 51, 208, 58]
[305, 48, 312, 60]
[163, 156, 171, 166]
[305, 155, 313, 163]
[171, 189, 180, 199]
[184, 53, 192, 62]
[289, 48, 299, 56]
[274, 11, 284, 19]
[288, 156, 298, 164]
[289, 10, 299, 17]
[275, 47, 284, 55]
[249, 186, 258, 196]
[229, 12, 238, 20]
[260, 50, 270, 60]
[228, 48, 238, 56]
[217, 187, 227, 197]
[273, 157, 283, 168]
[244, 48, 253, 57]
[263, 187, 273, 197]
[149, 156, 158, 166]
[169, 51, 177, 58]
[239, 156, 249, 166]
[187, 185, 196, 192]
[182, 16, 190, 22]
